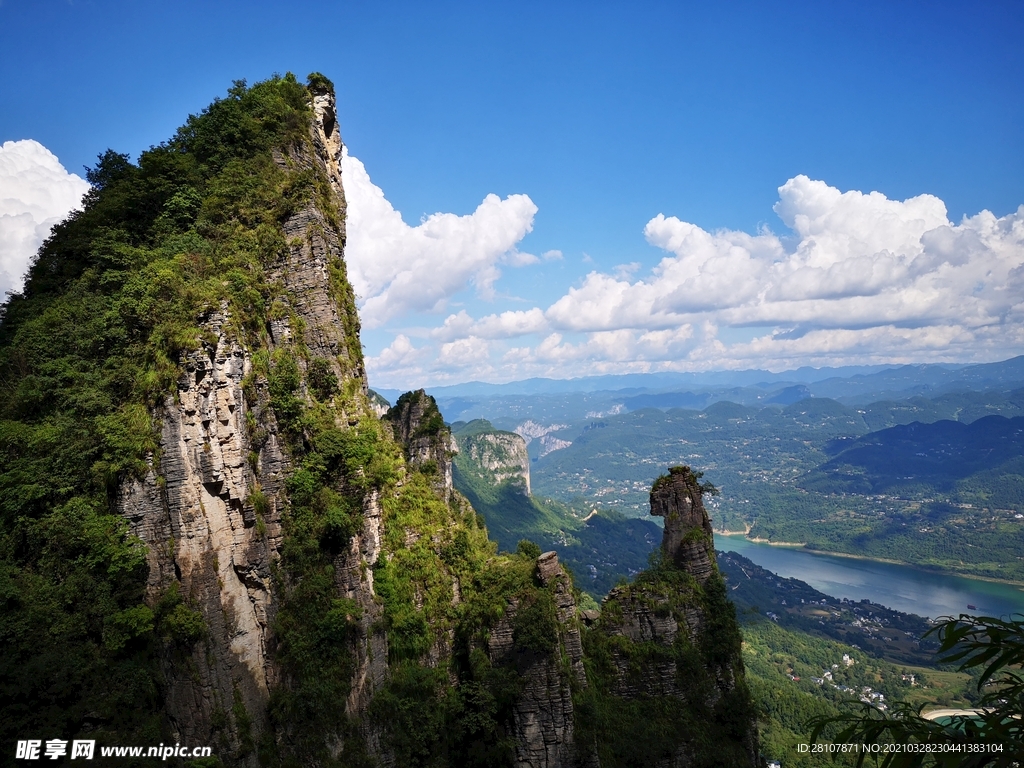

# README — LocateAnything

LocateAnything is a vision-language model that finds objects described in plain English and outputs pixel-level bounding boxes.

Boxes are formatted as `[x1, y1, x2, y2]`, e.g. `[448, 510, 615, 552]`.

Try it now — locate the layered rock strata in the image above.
[488, 552, 589, 768]
[117, 84, 382, 762]
[453, 420, 532, 495]
[650, 466, 716, 582]
[386, 389, 458, 498]
[118, 313, 284, 758]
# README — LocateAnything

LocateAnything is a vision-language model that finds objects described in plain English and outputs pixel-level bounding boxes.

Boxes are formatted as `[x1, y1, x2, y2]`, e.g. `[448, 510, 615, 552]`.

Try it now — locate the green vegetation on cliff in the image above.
[527, 399, 1024, 582]
[0, 73, 760, 768]
[451, 419, 661, 597]
[576, 567, 757, 767]
[0, 73, 338, 755]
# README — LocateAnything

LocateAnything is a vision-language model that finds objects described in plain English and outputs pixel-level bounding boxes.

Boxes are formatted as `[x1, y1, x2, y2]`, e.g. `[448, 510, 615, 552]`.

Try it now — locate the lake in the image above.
[714, 534, 1024, 620]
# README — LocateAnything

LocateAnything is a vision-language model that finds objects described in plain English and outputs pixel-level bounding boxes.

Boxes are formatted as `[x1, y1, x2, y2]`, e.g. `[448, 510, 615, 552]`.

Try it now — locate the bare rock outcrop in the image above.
[118, 314, 283, 759]
[386, 389, 457, 498]
[650, 465, 716, 583]
[488, 552, 589, 768]
[453, 419, 531, 495]
[267, 81, 364, 390]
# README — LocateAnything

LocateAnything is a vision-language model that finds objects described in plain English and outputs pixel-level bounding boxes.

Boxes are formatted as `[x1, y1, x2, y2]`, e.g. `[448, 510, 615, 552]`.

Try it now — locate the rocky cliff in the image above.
[0, 74, 758, 768]
[650, 465, 716, 581]
[452, 419, 532, 495]
[114, 77, 386, 763]
[386, 389, 458, 499]
[485, 550, 591, 768]
[577, 465, 759, 767]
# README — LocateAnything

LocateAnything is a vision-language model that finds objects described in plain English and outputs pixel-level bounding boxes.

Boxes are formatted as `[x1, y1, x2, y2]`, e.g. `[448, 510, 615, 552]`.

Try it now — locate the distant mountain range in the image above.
[373, 355, 1024, 403]
[374, 357, 1024, 585]
[372, 355, 1024, 426]
[803, 414, 1024, 500]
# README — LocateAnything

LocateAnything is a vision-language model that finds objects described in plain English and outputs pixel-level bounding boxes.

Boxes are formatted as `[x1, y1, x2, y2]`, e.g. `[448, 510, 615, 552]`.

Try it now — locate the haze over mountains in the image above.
[394, 357, 1024, 499]
[374, 355, 1024, 422]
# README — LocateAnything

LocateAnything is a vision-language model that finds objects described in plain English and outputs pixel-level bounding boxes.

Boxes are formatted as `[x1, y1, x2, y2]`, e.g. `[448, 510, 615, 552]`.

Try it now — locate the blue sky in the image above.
[2, 0, 1023, 388]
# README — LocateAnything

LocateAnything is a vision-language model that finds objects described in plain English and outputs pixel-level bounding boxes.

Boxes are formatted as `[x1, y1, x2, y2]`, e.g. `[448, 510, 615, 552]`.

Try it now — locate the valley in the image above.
[718, 551, 985, 767]
[2, 62, 1020, 766]
[405, 376, 1024, 583]
[430, 369, 1024, 766]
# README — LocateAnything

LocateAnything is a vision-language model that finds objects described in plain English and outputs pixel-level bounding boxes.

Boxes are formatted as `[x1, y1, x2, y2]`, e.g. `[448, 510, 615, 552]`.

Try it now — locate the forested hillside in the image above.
[450, 419, 660, 598]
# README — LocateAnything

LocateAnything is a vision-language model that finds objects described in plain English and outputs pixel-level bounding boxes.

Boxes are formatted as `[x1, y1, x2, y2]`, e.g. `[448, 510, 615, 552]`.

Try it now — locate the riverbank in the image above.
[716, 530, 804, 547]
[715, 523, 751, 536]
[714, 531, 1024, 590]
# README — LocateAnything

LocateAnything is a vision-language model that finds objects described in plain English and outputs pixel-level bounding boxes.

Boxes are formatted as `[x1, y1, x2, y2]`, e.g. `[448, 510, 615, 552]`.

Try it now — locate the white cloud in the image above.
[341, 148, 538, 327]
[543, 177, 1024, 342]
[368, 333, 427, 370]
[365, 176, 1024, 387]
[505, 324, 698, 368]
[365, 332, 503, 386]
[433, 307, 548, 341]
[438, 335, 492, 369]
[0, 140, 90, 297]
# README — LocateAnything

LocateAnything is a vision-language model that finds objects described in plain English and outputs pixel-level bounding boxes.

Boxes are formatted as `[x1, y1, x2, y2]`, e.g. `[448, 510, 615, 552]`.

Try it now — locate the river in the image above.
[714, 534, 1024, 620]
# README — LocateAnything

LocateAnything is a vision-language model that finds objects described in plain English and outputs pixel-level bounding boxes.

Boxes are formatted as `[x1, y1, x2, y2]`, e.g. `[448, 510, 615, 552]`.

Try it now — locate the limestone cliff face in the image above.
[487, 552, 591, 768]
[117, 314, 287, 755]
[584, 465, 758, 767]
[514, 420, 572, 459]
[650, 466, 716, 582]
[116, 83, 385, 761]
[453, 419, 531, 494]
[386, 389, 457, 499]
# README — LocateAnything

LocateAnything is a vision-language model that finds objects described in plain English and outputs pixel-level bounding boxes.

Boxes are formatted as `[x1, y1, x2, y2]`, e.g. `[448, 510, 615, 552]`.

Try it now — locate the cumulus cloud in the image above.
[541, 177, 1024, 341]
[432, 308, 548, 341]
[0, 140, 90, 297]
[542, 177, 1024, 343]
[365, 332, 503, 385]
[341, 148, 538, 327]
[370, 334, 429, 370]
[366, 176, 1024, 387]
[505, 325, 698, 367]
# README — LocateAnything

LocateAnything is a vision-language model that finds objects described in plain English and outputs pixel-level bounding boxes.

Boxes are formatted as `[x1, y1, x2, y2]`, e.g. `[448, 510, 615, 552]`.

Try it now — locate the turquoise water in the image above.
[714, 534, 1024, 620]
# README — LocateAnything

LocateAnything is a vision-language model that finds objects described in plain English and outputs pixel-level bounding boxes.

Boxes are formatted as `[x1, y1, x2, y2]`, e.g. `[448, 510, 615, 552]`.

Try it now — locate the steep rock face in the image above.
[488, 552, 589, 768]
[267, 89, 363, 384]
[597, 587, 704, 700]
[336, 488, 389, 718]
[116, 83, 385, 760]
[582, 466, 758, 768]
[650, 466, 716, 583]
[537, 433, 572, 458]
[386, 389, 457, 499]
[118, 313, 286, 756]
[453, 419, 531, 494]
